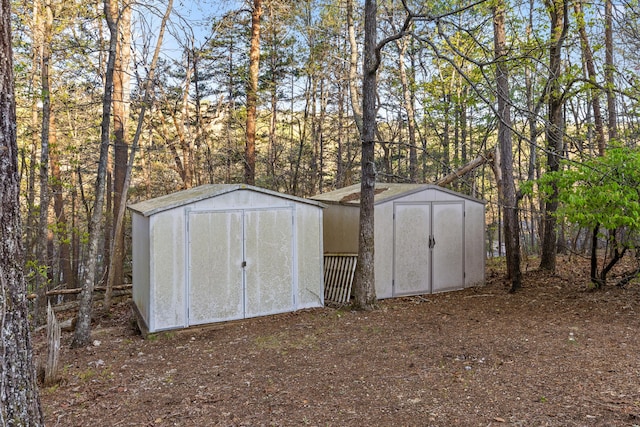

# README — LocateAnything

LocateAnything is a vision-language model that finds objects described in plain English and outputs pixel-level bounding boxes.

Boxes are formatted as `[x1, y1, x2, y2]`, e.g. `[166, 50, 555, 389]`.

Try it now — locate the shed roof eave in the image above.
[310, 183, 486, 206]
[127, 184, 326, 217]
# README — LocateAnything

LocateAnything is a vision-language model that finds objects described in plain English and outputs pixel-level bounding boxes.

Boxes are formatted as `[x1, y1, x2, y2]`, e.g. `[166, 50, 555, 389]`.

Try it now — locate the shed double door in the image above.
[393, 202, 464, 296]
[187, 208, 294, 325]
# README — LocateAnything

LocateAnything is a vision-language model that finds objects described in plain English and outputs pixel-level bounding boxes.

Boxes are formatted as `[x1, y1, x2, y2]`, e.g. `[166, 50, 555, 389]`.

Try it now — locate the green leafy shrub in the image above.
[536, 147, 640, 286]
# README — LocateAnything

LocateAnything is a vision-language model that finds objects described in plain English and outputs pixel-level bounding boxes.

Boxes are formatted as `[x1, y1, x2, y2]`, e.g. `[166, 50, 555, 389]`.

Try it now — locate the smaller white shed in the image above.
[128, 184, 325, 334]
[312, 183, 485, 300]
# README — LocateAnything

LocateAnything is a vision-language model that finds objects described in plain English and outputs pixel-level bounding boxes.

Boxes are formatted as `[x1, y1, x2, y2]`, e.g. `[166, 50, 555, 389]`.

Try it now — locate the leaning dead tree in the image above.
[434, 150, 494, 187]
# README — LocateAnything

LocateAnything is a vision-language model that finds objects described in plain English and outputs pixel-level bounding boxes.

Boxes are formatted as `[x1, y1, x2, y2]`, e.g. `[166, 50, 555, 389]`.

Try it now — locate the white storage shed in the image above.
[312, 183, 485, 299]
[128, 184, 325, 334]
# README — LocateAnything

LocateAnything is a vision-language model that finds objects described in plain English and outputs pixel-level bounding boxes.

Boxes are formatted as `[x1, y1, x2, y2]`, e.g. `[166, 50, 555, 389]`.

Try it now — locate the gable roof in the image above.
[311, 183, 485, 206]
[128, 184, 325, 217]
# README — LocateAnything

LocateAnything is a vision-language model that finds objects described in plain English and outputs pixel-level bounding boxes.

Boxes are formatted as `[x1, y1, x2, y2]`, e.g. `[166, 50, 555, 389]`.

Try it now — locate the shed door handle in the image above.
[242, 261, 247, 268]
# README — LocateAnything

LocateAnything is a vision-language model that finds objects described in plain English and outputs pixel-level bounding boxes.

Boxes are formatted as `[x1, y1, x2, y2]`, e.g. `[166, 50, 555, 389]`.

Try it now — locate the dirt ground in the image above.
[35, 255, 640, 427]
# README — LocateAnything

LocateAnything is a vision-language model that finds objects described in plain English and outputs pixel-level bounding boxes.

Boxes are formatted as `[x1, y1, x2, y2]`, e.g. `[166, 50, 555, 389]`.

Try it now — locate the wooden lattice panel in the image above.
[323, 254, 357, 304]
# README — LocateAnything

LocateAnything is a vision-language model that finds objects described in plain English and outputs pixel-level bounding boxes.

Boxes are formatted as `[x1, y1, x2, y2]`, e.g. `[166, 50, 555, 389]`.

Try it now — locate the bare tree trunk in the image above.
[268, 92, 277, 185]
[604, 0, 617, 142]
[50, 110, 74, 289]
[539, 0, 568, 271]
[225, 41, 236, 184]
[111, 0, 131, 293]
[441, 94, 451, 177]
[181, 47, 194, 188]
[104, 141, 112, 293]
[336, 82, 345, 187]
[460, 87, 468, 165]
[104, 0, 173, 309]
[71, 0, 119, 348]
[310, 78, 319, 191]
[25, 0, 41, 268]
[192, 49, 210, 186]
[398, 36, 418, 182]
[524, 0, 541, 254]
[352, 0, 378, 311]
[34, 0, 54, 325]
[166, 47, 194, 189]
[245, 0, 262, 185]
[319, 78, 328, 193]
[574, 0, 605, 156]
[347, 0, 363, 136]
[493, 1, 522, 292]
[0, 0, 45, 419]
[268, 67, 278, 185]
[103, 3, 113, 289]
[266, 3, 278, 187]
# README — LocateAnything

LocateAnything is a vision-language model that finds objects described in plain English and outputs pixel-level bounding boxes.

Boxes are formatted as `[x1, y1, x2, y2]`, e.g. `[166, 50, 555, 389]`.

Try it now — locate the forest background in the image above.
[10, 0, 640, 330]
